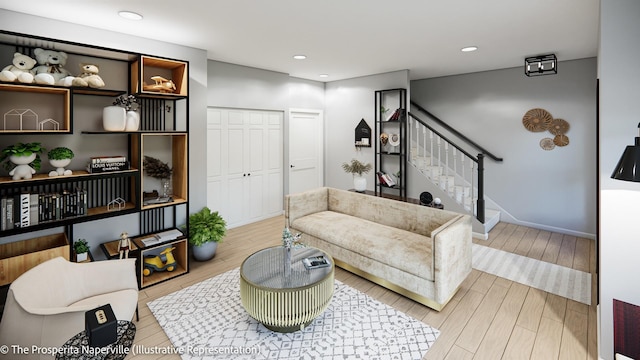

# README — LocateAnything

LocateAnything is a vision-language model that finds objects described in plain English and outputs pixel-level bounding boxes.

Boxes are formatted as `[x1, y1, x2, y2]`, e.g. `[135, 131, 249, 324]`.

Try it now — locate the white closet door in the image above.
[206, 107, 283, 229]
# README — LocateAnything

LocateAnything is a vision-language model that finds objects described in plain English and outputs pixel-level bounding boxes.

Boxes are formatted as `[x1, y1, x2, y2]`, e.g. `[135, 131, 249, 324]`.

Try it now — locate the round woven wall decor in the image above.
[540, 138, 555, 150]
[549, 118, 570, 135]
[523, 108, 553, 132]
[553, 134, 570, 147]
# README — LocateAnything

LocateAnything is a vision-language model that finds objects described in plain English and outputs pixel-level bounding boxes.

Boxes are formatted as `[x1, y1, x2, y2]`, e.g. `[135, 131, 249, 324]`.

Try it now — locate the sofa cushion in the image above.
[292, 211, 434, 281]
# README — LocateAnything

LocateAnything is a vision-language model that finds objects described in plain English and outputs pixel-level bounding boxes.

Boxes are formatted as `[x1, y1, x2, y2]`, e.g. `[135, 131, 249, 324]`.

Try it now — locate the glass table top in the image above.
[240, 246, 333, 289]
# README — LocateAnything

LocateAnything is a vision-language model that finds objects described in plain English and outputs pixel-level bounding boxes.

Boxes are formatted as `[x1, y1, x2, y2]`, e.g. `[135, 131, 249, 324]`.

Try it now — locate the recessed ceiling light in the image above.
[461, 46, 478, 52]
[293, 55, 307, 60]
[319, 74, 329, 78]
[118, 11, 143, 21]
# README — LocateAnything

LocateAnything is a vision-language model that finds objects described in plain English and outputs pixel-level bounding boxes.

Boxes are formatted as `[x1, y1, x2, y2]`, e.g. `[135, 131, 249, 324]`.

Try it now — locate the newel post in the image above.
[476, 153, 485, 223]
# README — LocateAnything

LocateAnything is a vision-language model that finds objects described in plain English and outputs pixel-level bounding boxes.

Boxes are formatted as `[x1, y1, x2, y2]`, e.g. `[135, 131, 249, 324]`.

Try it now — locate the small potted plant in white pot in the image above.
[342, 158, 372, 192]
[0, 142, 45, 180]
[47, 147, 74, 177]
[74, 238, 89, 262]
[187, 207, 227, 261]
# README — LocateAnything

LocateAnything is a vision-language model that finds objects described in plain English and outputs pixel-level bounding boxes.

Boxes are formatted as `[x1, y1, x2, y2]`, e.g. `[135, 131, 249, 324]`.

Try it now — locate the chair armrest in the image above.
[285, 187, 329, 227]
[432, 214, 472, 304]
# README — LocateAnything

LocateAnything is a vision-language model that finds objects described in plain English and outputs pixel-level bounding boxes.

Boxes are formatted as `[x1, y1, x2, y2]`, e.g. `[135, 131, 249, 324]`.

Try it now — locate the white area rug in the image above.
[472, 244, 591, 305]
[148, 268, 440, 359]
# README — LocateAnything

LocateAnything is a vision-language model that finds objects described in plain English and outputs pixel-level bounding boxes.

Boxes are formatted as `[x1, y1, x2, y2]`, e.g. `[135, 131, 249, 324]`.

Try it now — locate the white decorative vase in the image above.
[48, 158, 72, 177]
[353, 175, 367, 192]
[9, 154, 37, 180]
[76, 252, 88, 262]
[103, 106, 126, 131]
[125, 110, 140, 131]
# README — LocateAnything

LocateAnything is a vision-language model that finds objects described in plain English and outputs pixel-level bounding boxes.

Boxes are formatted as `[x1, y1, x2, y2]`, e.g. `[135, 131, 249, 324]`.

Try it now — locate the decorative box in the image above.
[85, 304, 117, 347]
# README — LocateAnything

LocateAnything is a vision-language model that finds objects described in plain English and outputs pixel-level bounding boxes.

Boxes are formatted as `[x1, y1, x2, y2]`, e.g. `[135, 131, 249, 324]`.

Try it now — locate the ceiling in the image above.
[0, 0, 600, 82]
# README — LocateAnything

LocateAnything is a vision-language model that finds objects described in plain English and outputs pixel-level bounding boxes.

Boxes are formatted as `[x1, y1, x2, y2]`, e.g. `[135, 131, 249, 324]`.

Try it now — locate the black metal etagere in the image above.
[374, 88, 407, 200]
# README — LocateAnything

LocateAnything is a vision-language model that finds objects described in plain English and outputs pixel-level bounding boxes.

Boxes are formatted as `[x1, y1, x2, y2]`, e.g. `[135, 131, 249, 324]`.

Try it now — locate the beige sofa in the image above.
[0, 257, 138, 359]
[285, 187, 472, 311]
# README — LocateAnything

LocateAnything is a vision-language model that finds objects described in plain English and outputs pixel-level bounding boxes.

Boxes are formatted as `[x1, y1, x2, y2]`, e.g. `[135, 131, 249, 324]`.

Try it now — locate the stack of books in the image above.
[1, 188, 88, 230]
[87, 156, 129, 173]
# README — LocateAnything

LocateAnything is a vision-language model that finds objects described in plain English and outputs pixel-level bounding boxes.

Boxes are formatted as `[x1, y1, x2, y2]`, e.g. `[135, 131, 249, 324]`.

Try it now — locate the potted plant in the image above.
[187, 207, 227, 261]
[47, 147, 74, 177]
[0, 142, 45, 180]
[74, 238, 89, 262]
[143, 156, 173, 199]
[342, 158, 372, 192]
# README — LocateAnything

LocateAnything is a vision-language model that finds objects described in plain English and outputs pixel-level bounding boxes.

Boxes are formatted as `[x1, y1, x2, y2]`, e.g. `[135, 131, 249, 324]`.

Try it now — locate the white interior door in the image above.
[289, 109, 324, 194]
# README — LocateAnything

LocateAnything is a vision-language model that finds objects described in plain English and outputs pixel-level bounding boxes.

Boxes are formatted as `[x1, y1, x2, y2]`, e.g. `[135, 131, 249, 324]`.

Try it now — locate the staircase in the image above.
[408, 105, 502, 238]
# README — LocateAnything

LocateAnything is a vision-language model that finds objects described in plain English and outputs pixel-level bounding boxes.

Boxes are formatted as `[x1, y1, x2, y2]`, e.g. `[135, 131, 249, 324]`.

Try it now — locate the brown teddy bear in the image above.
[73, 63, 105, 88]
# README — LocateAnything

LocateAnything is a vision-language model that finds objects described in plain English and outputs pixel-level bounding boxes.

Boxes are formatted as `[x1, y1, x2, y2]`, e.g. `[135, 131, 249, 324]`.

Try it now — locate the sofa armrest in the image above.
[285, 187, 329, 228]
[431, 214, 472, 304]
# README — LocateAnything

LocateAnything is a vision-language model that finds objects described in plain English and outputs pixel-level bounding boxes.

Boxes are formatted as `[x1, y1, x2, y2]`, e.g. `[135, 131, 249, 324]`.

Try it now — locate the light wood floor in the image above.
[129, 216, 597, 360]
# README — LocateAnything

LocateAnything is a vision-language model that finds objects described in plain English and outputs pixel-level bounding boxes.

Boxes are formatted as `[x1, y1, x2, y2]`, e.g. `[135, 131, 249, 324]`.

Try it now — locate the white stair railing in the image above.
[408, 113, 485, 222]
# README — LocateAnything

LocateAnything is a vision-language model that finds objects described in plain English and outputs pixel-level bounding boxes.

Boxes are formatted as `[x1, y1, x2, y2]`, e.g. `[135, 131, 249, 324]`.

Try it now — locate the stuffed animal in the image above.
[32, 48, 77, 86]
[0, 52, 36, 83]
[73, 63, 105, 88]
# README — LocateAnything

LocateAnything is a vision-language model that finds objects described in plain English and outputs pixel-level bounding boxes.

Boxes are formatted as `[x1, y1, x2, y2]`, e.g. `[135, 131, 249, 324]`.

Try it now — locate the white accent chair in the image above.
[0, 257, 138, 359]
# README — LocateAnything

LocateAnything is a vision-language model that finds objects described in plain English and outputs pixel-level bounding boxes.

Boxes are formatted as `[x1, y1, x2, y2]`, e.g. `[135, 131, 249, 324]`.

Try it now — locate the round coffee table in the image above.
[240, 246, 334, 332]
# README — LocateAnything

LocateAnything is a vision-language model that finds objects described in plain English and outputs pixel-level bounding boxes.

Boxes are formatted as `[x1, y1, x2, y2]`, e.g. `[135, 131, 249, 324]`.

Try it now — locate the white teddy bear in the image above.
[73, 63, 105, 88]
[0, 52, 36, 83]
[32, 48, 77, 86]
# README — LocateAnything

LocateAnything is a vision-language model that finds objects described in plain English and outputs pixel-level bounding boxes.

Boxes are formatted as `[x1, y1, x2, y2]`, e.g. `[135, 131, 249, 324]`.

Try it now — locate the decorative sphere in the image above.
[434, 197, 442, 205]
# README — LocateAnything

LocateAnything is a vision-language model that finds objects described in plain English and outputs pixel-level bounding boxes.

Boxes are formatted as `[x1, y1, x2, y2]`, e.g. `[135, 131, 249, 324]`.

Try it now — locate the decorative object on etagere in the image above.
[143, 75, 176, 93]
[143, 156, 173, 200]
[114, 94, 140, 131]
[341, 158, 372, 193]
[0, 142, 45, 180]
[47, 147, 74, 177]
[4, 109, 38, 131]
[104, 94, 140, 131]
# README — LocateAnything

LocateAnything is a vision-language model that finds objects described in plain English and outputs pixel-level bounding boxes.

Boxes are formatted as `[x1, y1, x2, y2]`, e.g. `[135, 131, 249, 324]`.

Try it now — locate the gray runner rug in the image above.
[472, 244, 591, 305]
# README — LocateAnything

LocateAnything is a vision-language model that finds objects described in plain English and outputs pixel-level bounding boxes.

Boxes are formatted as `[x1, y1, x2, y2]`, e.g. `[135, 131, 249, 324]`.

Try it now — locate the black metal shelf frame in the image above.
[374, 88, 407, 200]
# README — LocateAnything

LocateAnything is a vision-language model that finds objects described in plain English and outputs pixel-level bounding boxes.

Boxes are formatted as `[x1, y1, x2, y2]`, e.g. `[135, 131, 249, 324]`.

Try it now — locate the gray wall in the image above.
[599, 0, 640, 358]
[0, 10, 208, 258]
[324, 71, 410, 190]
[206, 60, 325, 195]
[411, 59, 597, 237]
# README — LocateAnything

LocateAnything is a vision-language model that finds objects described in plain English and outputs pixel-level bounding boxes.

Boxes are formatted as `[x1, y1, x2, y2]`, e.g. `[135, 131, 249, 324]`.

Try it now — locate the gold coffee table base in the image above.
[240, 247, 334, 333]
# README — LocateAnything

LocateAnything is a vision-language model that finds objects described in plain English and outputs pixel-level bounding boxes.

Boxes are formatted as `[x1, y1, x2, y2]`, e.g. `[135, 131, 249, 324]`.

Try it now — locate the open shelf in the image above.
[133, 236, 188, 289]
[0, 232, 69, 285]
[0, 169, 137, 185]
[132, 133, 188, 210]
[0, 84, 71, 133]
[130, 55, 188, 98]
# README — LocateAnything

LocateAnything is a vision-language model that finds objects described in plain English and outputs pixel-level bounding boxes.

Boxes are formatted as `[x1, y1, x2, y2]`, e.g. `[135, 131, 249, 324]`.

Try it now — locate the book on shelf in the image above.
[19, 193, 29, 228]
[90, 156, 127, 163]
[0, 188, 88, 231]
[377, 171, 397, 187]
[86, 161, 130, 173]
[140, 229, 183, 247]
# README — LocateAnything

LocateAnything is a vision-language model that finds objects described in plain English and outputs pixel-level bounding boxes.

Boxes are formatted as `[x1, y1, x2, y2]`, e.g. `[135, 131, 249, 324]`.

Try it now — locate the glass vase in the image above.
[160, 178, 172, 199]
[284, 246, 292, 277]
